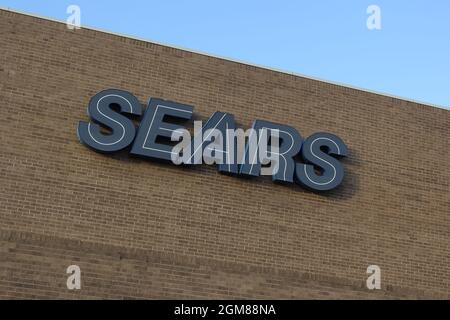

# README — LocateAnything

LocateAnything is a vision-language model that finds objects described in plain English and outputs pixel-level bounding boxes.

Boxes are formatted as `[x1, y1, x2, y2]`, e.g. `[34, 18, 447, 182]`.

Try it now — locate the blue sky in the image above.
[1, 0, 449, 108]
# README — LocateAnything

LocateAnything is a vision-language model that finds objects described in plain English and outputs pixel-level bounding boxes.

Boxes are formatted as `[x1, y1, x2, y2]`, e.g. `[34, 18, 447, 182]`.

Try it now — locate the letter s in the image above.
[295, 132, 347, 192]
[77, 89, 142, 153]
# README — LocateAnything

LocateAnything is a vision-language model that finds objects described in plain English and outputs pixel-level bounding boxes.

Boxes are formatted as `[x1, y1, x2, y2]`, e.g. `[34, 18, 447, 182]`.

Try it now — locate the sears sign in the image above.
[77, 89, 348, 192]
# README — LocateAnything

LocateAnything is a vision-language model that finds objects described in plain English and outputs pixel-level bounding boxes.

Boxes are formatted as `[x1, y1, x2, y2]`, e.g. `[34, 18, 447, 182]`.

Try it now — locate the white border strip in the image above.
[1, 6, 449, 111]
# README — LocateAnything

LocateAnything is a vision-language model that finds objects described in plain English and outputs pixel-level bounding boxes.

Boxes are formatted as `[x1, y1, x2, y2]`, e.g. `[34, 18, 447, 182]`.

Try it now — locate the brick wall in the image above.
[0, 9, 449, 299]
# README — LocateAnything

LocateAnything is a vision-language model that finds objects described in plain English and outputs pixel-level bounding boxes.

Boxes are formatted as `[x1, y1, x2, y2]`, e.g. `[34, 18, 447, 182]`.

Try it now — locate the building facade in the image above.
[0, 9, 449, 299]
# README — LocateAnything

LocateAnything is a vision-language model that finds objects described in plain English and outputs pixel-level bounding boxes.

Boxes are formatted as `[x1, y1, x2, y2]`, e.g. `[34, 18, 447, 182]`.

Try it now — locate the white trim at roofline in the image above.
[1, 6, 449, 111]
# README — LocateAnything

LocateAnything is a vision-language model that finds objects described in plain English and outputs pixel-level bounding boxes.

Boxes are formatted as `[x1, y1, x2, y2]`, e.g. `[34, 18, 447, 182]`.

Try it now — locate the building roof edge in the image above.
[1, 6, 449, 111]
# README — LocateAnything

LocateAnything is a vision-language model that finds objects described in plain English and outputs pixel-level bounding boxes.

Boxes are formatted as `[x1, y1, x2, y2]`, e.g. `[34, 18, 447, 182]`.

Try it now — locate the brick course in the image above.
[0, 9, 449, 299]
